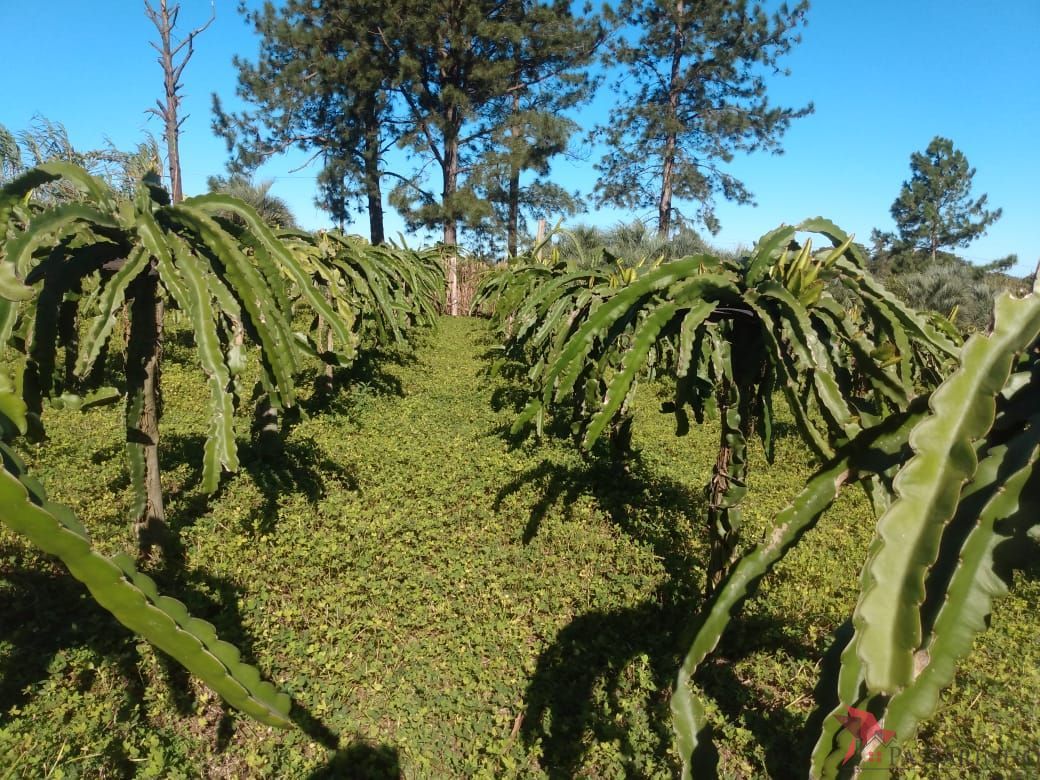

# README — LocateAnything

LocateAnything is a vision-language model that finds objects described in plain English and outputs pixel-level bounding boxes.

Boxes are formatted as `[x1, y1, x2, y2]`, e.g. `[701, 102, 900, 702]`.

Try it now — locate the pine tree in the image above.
[889, 136, 1002, 264]
[595, 0, 812, 238]
[218, 1, 600, 310]
[214, 0, 397, 244]
[467, 2, 603, 257]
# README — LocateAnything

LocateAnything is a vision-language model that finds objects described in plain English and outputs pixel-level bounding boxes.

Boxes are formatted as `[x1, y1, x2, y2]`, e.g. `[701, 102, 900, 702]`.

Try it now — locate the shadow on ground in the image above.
[498, 453, 820, 778]
[0, 540, 367, 773]
[301, 346, 416, 419]
[306, 739, 401, 779]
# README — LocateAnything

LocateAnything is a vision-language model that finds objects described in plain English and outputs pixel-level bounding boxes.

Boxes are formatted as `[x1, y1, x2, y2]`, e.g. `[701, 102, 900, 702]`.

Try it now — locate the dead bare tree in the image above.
[130, 0, 212, 556]
[144, 0, 214, 204]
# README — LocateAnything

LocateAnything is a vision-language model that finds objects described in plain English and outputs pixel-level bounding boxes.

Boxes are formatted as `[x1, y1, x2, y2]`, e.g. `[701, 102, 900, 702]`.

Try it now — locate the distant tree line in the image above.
[3, 1, 1021, 327]
[211, 0, 814, 312]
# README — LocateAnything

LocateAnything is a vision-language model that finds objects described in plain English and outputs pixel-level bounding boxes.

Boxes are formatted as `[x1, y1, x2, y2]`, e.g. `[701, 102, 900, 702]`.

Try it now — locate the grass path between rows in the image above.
[1, 317, 1038, 778]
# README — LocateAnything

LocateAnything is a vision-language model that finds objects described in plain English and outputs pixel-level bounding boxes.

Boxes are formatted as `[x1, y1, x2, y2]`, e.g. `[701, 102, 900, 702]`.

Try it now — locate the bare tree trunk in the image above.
[137, 0, 212, 557]
[145, 0, 213, 203]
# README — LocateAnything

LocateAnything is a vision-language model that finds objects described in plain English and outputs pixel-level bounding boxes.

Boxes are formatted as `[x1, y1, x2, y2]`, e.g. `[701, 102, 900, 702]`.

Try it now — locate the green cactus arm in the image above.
[340, 248, 404, 345]
[807, 631, 875, 779]
[834, 257, 960, 361]
[0, 374, 27, 437]
[0, 446, 291, 727]
[744, 224, 797, 286]
[528, 294, 577, 354]
[854, 291, 1040, 693]
[546, 265, 737, 404]
[0, 260, 33, 302]
[4, 204, 121, 280]
[166, 244, 239, 492]
[163, 204, 298, 406]
[745, 299, 833, 460]
[137, 208, 189, 305]
[754, 282, 860, 442]
[882, 419, 1040, 744]
[0, 170, 58, 226]
[0, 163, 115, 226]
[583, 299, 679, 447]
[253, 240, 298, 320]
[813, 298, 910, 408]
[186, 194, 355, 354]
[74, 246, 150, 379]
[513, 268, 610, 344]
[795, 217, 859, 252]
[808, 418, 1040, 778]
[671, 403, 926, 776]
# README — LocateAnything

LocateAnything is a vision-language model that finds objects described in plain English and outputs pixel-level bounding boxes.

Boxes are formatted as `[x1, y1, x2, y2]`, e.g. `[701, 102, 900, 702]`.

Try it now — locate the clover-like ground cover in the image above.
[1, 317, 1037, 777]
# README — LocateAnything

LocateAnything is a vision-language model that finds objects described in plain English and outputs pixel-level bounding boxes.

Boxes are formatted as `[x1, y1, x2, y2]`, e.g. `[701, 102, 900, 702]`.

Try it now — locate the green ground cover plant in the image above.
[1, 317, 1036, 777]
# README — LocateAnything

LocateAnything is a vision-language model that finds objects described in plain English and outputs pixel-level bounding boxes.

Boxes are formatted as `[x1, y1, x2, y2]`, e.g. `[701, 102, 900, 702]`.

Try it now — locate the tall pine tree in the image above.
[888, 136, 1002, 264]
[218, 1, 600, 310]
[383, 0, 601, 310]
[213, 0, 398, 244]
[595, 0, 812, 238]
[467, 2, 603, 257]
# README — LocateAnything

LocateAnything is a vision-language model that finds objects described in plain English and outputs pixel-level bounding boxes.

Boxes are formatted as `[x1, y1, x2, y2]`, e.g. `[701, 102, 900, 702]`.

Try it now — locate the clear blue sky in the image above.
[2, 1, 1037, 271]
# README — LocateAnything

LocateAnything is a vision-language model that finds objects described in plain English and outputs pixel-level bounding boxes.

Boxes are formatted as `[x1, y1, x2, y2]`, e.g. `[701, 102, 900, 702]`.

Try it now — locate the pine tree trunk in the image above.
[508, 169, 520, 259]
[363, 117, 385, 245]
[442, 118, 460, 316]
[507, 89, 522, 258]
[127, 270, 166, 557]
[444, 225, 459, 317]
[657, 2, 684, 240]
[658, 134, 676, 239]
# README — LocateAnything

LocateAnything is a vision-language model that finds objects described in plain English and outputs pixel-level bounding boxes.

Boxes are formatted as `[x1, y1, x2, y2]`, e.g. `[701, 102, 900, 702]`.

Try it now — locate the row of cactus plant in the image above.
[481, 218, 959, 590]
[484, 218, 1040, 775]
[0, 163, 441, 730]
